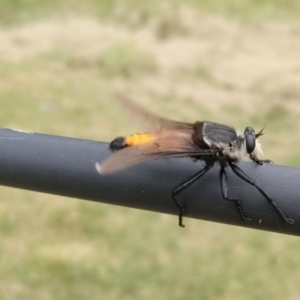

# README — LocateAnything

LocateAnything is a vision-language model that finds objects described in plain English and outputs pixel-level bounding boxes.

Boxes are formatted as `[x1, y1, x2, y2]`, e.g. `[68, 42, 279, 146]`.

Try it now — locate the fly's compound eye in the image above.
[245, 134, 255, 154]
[244, 126, 255, 135]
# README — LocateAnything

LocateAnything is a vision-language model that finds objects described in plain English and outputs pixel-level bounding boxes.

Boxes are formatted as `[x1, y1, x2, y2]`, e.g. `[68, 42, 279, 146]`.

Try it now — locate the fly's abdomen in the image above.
[110, 133, 154, 151]
[109, 137, 127, 150]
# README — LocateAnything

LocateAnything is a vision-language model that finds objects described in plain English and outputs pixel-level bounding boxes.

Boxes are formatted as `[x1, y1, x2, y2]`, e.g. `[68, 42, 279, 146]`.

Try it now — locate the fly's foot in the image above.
[261, 159, 273, 164]
[286, 218, 294, 225]
[244, 217, 252, 223]
[178, 206, 186, 228]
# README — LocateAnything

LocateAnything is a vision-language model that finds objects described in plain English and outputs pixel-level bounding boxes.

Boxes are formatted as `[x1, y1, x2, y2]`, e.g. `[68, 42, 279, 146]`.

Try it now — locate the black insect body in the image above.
[96, 97, 294, 227]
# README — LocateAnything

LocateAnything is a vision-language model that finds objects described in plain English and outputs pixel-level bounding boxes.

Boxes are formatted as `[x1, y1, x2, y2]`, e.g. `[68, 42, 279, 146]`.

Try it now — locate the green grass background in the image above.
[1, 1, 300, 299]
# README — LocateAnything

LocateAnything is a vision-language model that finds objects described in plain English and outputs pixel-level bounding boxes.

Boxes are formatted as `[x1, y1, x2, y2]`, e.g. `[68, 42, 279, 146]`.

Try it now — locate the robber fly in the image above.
[96, 96, 294, 227]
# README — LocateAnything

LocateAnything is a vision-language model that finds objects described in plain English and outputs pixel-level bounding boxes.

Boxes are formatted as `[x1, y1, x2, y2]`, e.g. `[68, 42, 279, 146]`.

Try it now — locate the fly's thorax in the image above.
[202, 122, 237, 149]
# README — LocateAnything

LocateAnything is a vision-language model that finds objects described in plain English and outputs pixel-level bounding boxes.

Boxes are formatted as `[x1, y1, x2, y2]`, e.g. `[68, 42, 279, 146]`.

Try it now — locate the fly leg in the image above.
[219, 166, 251, 223]
[172, 164, 213, 227]
[250, 153, 273, 165]
[229, 162, 294, 225]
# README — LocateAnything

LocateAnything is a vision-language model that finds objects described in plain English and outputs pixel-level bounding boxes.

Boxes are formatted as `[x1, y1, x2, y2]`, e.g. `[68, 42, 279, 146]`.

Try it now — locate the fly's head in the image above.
[244, 126, 264, 155]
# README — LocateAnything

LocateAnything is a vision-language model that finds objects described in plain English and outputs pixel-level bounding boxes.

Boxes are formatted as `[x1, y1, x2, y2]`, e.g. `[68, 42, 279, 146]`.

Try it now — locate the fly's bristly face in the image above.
[227, 126, 264, 163]
[97, 95, 293, 227]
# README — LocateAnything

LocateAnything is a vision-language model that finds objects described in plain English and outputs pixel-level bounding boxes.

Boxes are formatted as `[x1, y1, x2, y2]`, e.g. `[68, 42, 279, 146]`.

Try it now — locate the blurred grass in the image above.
[1, 1, 300, 300]
[1, 0, 300, 25]
[188, 0, 300, 22]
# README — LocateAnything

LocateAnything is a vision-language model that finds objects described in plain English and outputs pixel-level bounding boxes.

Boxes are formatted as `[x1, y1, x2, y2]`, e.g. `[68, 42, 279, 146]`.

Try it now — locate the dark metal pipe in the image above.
[0, 128, 299, 235]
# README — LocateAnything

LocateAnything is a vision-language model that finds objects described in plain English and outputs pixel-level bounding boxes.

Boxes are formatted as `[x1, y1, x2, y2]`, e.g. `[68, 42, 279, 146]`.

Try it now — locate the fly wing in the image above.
[116, 94, 192, 130]
[97, 129, 212, 174]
